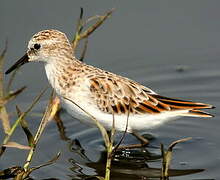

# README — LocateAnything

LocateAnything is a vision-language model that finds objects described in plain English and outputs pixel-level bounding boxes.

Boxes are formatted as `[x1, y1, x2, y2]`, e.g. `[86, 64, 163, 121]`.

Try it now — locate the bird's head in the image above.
[5, 29, 73, 74]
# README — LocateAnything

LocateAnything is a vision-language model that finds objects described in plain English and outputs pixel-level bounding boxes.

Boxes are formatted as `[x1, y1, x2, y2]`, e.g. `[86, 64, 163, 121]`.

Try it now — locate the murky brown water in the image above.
[1, 1, 220, 179]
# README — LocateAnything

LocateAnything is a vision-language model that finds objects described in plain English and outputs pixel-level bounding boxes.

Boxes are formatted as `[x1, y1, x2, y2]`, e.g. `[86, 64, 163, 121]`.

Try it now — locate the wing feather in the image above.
[89, 75, 214, 116]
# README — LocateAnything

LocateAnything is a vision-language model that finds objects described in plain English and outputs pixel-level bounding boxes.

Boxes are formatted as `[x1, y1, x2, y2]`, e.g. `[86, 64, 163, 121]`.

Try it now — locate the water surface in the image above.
[0, 1, 220, 179]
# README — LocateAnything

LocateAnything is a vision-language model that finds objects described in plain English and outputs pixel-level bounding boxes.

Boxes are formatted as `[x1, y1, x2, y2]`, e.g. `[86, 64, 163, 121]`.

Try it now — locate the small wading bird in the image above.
[5, 30, 214, 145]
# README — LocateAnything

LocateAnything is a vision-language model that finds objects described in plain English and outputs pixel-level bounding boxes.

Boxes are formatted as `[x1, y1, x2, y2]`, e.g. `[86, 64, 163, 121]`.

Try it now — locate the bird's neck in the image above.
[44, 57, 84, 94]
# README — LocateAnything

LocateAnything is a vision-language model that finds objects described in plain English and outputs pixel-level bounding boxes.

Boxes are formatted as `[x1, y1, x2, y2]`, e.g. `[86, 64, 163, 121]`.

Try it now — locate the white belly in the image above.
[60, 95, 187, 132]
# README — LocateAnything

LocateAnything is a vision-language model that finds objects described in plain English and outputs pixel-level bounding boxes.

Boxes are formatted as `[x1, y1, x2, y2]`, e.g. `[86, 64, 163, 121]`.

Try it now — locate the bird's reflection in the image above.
[53, 110, 204, 179]
[67, 139, 203, 179]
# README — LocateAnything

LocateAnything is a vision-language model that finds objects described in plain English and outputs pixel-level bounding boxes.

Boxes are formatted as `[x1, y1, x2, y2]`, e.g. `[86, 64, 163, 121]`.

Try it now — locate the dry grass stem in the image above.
[79, 37, 88, 61]
[0, 41, 7, 97]
[0, 42, 11, 134]
[6, 70, 18, 93]
[0, 88, 47, 157]
[21, 152, 61, 179]
[112, 103, 130, 153]
[161, 137, 192, 179]
[23, 91, 59, 172]
[79, 8, 115, 40]
[3, 141, 31, 150]
[0, 86, 26, 106]
[104, 111, 115, 180]
[71, 8, 114, 52]
[16, 106, 34, 146]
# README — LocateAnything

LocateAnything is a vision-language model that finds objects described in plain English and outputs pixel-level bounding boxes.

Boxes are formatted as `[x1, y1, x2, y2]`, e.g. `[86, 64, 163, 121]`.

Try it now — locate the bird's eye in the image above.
[33, 43, 41, 50]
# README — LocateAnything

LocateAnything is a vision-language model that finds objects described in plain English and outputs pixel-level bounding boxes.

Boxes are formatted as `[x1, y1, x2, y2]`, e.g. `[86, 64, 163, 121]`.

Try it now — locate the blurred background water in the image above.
[0, 1, 220, 179]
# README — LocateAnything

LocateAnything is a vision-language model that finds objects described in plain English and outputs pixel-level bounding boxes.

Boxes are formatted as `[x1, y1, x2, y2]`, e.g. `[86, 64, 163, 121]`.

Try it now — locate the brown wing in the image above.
[89, 75, 214, 117]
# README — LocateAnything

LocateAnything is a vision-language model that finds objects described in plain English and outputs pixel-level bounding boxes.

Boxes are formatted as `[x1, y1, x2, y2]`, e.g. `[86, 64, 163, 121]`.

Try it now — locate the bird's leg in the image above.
[131, 131, 149, 146]
[114, 132, 150, 150]
[53, 96, 70, 141]
[54, 108, 70, 141]
[116, 143, 147, 150]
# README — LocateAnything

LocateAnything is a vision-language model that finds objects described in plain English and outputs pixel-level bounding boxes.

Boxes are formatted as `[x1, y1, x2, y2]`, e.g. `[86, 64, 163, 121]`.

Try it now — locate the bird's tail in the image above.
[151, 94, 215, 117]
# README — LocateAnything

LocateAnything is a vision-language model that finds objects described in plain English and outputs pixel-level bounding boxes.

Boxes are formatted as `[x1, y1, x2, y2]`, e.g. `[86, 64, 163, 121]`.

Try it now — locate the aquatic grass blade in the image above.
[24, 152, 61, 177]
[79, 8, 115, 40]
[71, 8, 114, 53]
[0, 42, 11, 134]
[16, 105, 34, 147]
[0, 86, 26, 106]
[161, 137, 192, 179]
[23, 90, 60, 172]
[0, 87, 47, 157]
[3, 141, 31, 150]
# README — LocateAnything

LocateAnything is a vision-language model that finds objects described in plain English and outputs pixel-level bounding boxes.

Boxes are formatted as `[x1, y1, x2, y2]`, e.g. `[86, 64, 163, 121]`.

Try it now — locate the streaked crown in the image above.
[27, 29, 73, 62]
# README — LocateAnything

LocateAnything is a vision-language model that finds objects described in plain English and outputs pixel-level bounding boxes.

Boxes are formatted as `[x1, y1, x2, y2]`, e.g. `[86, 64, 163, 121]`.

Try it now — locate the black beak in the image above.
[5, 53, 29, 74]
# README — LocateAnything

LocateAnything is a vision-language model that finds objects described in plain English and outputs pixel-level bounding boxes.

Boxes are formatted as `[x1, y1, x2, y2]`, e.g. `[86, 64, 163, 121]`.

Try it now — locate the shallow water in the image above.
[1, 1, 220, 179]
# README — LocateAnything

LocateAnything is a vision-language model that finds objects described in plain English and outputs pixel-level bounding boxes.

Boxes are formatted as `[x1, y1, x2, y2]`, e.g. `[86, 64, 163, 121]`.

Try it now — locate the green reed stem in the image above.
[105, 142, 113, 180]
[0, 88, 47, 157]
[23, 91, 58, 171]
